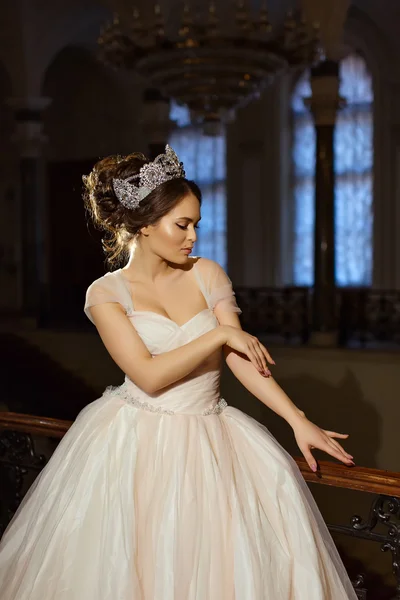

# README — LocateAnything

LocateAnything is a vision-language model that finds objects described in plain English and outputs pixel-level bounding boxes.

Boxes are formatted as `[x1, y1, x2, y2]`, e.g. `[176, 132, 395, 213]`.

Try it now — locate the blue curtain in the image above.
[291, 53, 374, 286]
[169, 101, 227, 270]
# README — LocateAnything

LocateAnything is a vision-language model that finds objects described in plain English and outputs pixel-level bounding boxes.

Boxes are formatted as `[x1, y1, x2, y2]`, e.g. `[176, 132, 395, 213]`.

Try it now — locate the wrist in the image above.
[216, 324, 228, 345]
[287, 408, 307, 429]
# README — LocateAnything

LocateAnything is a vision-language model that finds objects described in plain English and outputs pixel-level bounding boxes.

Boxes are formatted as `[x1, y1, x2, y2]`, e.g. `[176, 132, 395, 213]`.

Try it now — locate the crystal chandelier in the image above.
[98, 2, 321, 128]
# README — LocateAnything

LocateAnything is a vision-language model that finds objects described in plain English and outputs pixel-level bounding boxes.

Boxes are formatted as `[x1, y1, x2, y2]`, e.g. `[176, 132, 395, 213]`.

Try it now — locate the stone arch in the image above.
[42, 45, 143, 161]
[29, 3, 112, 96]
[41, 43, 144, 322]
[344, 5, 399, 288]
[344, 5, 398, 85]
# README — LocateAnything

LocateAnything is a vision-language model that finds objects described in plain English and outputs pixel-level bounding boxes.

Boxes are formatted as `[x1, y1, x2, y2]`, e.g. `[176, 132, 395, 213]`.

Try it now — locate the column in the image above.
[8, 97, 51, 323]
[300, 0, 350, 346]
[307, 61, 342, 346]
[141, 88, 171, 159]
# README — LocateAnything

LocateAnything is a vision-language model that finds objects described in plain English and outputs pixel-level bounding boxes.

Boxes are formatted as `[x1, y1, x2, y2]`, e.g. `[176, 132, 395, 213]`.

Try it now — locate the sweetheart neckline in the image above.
[116, 263, 212, 329]
[128, 307, 213, 328]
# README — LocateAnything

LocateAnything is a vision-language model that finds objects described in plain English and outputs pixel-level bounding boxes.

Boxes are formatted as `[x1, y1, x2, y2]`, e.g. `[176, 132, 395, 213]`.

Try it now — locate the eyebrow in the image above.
[176, 216, 202, 223]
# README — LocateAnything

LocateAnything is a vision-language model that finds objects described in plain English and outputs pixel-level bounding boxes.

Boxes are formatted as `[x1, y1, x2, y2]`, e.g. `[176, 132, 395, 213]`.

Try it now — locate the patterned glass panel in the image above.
[291, 54, 374, 286]
[169, 101, 227, 269]
[291, 73, 315, 285]
[335, 54, 374, 286]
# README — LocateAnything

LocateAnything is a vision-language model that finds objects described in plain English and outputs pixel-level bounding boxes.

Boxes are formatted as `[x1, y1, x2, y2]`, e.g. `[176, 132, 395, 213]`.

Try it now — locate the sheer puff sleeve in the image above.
[84, 274, 132, 324]
[196, 257, 242, 315]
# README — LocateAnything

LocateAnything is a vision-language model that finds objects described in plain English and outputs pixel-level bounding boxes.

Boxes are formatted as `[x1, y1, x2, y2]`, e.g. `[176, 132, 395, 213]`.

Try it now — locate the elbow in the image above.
[124, 365, 160, 395]
[124, 356, 168, 395]
[142, 380, 158, 395]
[142, 362, 161, 394]
[145, 374, 168, 394]
[135, 374, 158, 395]
[142, 374, 168, 395]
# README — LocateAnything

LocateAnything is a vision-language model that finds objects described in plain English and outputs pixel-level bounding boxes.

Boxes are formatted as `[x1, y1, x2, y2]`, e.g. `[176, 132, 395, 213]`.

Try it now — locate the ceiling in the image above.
[0, 0, 398, 96]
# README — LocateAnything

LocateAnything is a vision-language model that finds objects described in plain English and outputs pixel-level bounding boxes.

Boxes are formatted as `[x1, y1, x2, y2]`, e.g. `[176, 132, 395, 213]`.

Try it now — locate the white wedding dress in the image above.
[0, 257, 357, 599]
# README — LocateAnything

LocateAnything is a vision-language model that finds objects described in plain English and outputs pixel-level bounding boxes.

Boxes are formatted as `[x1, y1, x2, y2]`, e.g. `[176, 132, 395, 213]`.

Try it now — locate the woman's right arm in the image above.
[89, 303, 271, 394]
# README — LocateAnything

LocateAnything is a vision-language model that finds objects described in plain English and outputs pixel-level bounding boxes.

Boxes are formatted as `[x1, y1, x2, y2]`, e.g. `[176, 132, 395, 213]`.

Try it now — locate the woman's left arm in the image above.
[215, 309, 355, 472]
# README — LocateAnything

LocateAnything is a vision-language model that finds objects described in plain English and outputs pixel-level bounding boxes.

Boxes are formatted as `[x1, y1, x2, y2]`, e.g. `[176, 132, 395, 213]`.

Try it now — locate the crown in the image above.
[112, 144, 185, 210]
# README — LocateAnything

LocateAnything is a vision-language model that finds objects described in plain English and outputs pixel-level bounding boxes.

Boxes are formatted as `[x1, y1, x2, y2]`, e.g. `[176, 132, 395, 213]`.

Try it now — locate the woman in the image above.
[0, 145, 357, 599]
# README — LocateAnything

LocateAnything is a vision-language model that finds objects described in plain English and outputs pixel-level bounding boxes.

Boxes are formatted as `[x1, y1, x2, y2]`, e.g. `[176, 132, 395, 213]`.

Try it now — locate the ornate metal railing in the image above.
[235, 286, 400, 347]
[235, 286, 311, 344]
[1, 411, 399, 598]
[338, 289, 400, 347]
[298, 457, 400, 599]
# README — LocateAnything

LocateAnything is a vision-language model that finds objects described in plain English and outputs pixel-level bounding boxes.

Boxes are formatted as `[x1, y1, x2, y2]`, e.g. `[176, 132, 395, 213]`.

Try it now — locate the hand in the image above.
[221, 325, 275, 376]
[291, 414, 355, 472]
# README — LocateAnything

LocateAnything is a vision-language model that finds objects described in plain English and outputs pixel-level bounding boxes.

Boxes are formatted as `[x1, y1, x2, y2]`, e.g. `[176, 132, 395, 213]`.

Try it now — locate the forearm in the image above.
[150, 327, 226, 392]
[224, 349, 306, 428]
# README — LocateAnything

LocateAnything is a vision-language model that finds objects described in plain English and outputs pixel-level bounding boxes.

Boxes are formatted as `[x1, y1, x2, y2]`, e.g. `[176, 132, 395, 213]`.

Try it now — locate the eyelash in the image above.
[177, 224, 200, 230]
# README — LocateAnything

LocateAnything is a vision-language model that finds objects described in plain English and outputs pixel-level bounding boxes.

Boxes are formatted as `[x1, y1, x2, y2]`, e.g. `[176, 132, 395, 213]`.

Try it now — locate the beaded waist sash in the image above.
[105, 385, 228, 416]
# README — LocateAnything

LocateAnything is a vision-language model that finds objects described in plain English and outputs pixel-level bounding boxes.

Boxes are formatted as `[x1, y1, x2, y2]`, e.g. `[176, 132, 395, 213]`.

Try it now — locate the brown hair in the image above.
[83, 152, 202, 265]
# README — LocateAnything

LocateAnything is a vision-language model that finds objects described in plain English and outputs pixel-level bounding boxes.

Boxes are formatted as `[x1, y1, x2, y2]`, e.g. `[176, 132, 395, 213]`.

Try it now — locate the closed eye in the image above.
[177, 224, 200, 230]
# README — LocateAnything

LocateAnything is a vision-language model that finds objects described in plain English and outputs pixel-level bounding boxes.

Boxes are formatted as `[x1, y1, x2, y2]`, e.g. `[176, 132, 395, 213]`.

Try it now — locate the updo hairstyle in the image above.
[83, 152, 202, 265]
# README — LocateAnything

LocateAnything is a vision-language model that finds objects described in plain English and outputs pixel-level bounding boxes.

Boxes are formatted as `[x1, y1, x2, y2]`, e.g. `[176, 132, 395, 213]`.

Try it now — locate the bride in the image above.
[0, 145, 357, 599]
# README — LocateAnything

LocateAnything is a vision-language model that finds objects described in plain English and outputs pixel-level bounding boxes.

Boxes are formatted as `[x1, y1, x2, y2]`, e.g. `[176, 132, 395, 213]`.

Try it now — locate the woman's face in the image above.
[143, 192, 201, 263]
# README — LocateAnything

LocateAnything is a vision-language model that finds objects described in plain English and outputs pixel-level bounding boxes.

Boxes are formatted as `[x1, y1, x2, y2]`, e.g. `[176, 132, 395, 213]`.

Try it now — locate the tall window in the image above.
[169, 101, 227, 269]
[291, 53, 374, 286]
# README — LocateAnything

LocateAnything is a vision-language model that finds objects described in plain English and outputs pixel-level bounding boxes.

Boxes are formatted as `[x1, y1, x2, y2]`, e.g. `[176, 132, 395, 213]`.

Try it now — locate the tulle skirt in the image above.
[0, 389, 357, 599]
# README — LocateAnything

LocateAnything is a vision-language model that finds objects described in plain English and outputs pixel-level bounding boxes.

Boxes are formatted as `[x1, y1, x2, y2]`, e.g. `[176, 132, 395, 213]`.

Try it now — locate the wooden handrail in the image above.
[296, 457, 400, 497]
[0, 411, 71, 438]
[1, 411, 400, 497]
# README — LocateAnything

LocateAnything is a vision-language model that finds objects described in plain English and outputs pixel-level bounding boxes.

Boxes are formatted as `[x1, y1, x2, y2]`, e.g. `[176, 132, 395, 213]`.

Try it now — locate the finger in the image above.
[260, 343, 276, 365]
[300, 448, 318, 472]
[251, 337, 275, 366]
[324, 431, 353, 459]
[250, 340, 267, 370]
[328, 438, 349, 456]
[247, 346, 264, 373]
[249, 339, 271, 374]
[325, 430, 349, 439]
[247, 352, 261, 373]
[251, 341, 271, 375]
[323, 444, 354, 466]
[328, 438, 354, 461]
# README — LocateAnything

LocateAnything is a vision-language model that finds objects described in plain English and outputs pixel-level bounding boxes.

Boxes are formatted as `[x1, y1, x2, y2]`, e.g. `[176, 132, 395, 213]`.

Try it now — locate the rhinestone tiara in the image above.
[112, 144, 185, 210]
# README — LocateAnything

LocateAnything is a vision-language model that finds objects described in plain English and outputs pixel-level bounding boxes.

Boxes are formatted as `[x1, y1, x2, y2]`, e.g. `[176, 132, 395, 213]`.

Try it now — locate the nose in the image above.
[187, 225, 197, 244]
